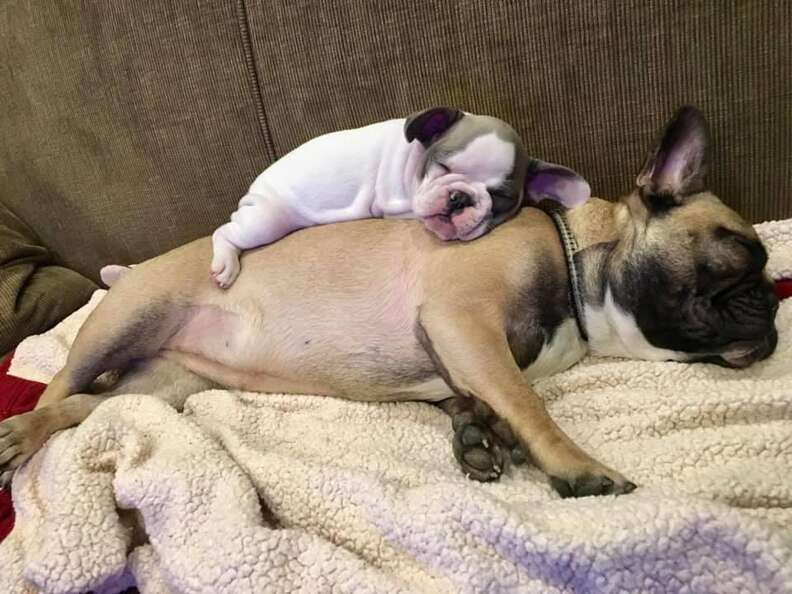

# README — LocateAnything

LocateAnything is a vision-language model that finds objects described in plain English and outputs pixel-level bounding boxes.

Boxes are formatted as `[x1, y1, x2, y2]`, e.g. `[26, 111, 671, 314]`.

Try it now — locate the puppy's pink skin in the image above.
[413, 173, 492, 241]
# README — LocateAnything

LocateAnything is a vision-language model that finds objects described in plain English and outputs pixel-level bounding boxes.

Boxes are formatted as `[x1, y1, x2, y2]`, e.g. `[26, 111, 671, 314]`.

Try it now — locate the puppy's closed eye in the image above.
[489, 189, 516, 216]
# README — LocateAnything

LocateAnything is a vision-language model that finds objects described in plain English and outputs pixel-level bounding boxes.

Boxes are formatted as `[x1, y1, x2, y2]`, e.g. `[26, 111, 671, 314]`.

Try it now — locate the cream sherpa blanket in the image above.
[1, 221, 791, 594]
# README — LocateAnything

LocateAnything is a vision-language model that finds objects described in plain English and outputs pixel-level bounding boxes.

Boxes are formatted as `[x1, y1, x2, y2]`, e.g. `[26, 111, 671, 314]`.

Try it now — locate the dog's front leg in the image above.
[418, 309, 636, 497]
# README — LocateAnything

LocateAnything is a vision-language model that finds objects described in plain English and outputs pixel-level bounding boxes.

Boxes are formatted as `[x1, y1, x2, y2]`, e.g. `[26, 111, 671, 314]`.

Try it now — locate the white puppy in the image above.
[210, 107, 590, 288]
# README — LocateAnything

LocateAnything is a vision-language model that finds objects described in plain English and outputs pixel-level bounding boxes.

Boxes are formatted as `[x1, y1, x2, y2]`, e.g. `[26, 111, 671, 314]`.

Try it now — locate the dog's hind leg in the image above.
[35, 296, 181, 411]
[0, 393, 104, 487]
[0, 357, 213, 488]
[105, 357, 218, 410]
[0, 292, 183, 484]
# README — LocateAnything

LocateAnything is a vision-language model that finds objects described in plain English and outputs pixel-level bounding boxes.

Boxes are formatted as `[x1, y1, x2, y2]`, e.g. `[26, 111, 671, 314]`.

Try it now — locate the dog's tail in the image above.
[100, 264, 133, 287]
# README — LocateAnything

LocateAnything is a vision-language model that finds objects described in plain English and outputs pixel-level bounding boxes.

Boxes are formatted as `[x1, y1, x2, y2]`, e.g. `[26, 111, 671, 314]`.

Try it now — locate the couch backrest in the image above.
[1, 0, 790, 282]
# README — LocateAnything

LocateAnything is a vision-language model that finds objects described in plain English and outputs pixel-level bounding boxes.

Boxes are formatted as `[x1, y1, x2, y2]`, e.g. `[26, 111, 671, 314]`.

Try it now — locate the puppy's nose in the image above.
[448, 191, 473, 212]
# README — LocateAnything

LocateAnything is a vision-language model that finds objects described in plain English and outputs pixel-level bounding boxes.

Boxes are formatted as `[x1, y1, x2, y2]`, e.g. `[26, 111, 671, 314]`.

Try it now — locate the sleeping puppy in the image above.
[0, 107, 778, 497]
[210, 106, 590, 287]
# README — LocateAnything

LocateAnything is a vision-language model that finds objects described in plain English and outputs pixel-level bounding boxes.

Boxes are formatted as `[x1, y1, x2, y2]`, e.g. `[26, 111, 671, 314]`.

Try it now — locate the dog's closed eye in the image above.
[714, 226, 768, 272]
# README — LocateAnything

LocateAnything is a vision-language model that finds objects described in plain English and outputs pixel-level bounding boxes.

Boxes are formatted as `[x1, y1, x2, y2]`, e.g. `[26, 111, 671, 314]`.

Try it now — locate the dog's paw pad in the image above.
[460, 424, 486, 447]
[453, 422, 505, 482]
[510, 445, 529, 466]
[462, 447, 495, 471]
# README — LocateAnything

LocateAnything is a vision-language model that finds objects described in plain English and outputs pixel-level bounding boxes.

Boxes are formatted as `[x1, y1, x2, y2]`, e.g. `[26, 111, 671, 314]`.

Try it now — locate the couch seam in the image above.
[235, 0, 277, 163]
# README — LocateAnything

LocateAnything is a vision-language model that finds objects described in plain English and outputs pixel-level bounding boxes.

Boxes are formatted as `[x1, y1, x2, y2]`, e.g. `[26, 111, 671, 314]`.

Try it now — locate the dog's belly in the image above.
[164, 286, 437, 398]
[164, 304, 586, 402]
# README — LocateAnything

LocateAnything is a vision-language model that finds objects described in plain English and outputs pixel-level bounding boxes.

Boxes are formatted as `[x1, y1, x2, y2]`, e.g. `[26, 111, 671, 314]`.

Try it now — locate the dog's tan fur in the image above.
[0, 108, 778, 497]
[2, 203, 635, 489]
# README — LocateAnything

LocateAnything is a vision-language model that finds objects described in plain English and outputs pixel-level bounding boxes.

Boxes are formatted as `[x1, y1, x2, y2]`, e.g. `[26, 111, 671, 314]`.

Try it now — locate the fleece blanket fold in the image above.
[1, 220, 791, 594]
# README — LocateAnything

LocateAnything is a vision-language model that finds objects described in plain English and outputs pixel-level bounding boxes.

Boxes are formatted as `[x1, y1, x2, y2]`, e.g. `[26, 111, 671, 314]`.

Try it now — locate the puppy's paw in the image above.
[452, 420, 506, 482]
[210, 254, 241, 289]
[549, 469, 637, 498]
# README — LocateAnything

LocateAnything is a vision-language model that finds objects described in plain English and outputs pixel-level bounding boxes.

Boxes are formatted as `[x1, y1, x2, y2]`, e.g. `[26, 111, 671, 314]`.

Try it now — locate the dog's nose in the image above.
[448, 191, 473, 212]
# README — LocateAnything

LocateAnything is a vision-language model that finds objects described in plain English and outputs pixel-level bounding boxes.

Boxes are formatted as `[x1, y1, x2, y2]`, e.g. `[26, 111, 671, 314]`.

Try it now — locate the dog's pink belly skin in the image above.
[164, 271, 432, 395]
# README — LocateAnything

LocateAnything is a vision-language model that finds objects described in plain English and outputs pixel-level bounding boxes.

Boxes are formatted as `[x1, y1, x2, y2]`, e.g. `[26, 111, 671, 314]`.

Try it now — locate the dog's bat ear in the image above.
[523, 160, 591, 208]
[404, 107, 464, 146]
[636, 105, 710, 210]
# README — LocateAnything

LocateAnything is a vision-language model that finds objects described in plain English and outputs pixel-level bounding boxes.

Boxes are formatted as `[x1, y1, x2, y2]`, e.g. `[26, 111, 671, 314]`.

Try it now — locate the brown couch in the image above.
[1, 0, 790, 353]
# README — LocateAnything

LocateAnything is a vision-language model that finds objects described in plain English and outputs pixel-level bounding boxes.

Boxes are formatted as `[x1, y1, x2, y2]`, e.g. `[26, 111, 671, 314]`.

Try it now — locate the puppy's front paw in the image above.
[210, 254, 241, 289]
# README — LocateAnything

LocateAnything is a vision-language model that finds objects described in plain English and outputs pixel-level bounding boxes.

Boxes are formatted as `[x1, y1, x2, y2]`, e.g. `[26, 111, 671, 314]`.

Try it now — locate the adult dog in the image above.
[0, 107, 778, 497]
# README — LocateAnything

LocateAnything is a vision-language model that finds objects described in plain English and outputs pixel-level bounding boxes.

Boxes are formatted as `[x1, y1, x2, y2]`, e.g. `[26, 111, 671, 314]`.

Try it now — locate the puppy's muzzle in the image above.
[448, 191, 474, 213]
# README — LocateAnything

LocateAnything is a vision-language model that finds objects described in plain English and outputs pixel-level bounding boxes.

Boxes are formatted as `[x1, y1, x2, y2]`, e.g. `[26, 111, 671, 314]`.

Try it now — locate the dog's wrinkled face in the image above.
[605, 107, 779, 368]
[405, 107, 590, 240]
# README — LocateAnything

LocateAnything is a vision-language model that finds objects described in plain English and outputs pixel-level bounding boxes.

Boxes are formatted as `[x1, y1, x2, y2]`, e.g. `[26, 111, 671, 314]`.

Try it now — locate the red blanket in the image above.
[0, 354, 45, 541]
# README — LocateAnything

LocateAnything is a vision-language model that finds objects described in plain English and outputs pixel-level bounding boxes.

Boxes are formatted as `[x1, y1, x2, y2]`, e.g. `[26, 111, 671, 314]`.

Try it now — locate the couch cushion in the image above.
[243, 0, 791, 223]
[0, 1, 272, 282]
[0, 203, 96, 353]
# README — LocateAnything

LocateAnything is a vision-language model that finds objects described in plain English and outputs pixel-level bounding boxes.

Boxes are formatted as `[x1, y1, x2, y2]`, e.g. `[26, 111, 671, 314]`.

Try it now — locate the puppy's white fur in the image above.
[211, 119, 519, 288]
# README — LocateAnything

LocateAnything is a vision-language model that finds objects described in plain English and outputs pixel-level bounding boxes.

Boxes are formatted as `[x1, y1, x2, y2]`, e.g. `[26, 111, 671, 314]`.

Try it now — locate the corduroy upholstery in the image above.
[0, 0, 790, 352]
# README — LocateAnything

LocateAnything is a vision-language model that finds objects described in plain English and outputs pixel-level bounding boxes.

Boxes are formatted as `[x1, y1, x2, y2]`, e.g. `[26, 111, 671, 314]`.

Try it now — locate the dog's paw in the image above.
[0, 419, 24, 468]
[452, 420, 506, 482]
[0, 413, 47, 484]
[549, 471, 637, 498]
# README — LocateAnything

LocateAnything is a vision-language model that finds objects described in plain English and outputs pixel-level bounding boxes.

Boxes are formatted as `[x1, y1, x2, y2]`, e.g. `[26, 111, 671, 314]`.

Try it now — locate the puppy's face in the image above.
[609, 107, 779, 368]
[405, 107, 591, 241]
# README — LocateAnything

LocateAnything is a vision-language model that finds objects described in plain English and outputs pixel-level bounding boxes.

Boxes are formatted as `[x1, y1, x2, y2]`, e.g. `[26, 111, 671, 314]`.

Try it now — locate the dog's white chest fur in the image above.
[407, 318, 586, 401]
[585, 288, 689, 361]
[521, 318, 587, 381]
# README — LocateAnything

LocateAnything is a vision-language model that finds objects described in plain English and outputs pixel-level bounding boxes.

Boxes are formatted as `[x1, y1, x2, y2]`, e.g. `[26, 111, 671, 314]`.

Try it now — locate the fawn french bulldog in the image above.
[0, 107, 777, 497]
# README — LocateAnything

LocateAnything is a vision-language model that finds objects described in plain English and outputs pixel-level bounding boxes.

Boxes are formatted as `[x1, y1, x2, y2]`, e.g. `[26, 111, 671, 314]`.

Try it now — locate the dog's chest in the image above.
[520, 318, 586, 381]
[406, 318, 586, 402]
[585, 288, 688, 361]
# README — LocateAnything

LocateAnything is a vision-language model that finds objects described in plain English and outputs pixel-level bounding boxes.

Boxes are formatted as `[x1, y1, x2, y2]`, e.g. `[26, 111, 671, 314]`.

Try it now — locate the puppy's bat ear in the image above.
[636, 105, 710, 210]
[523, 160, 591, 208]
[404, 107, 464, 146]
